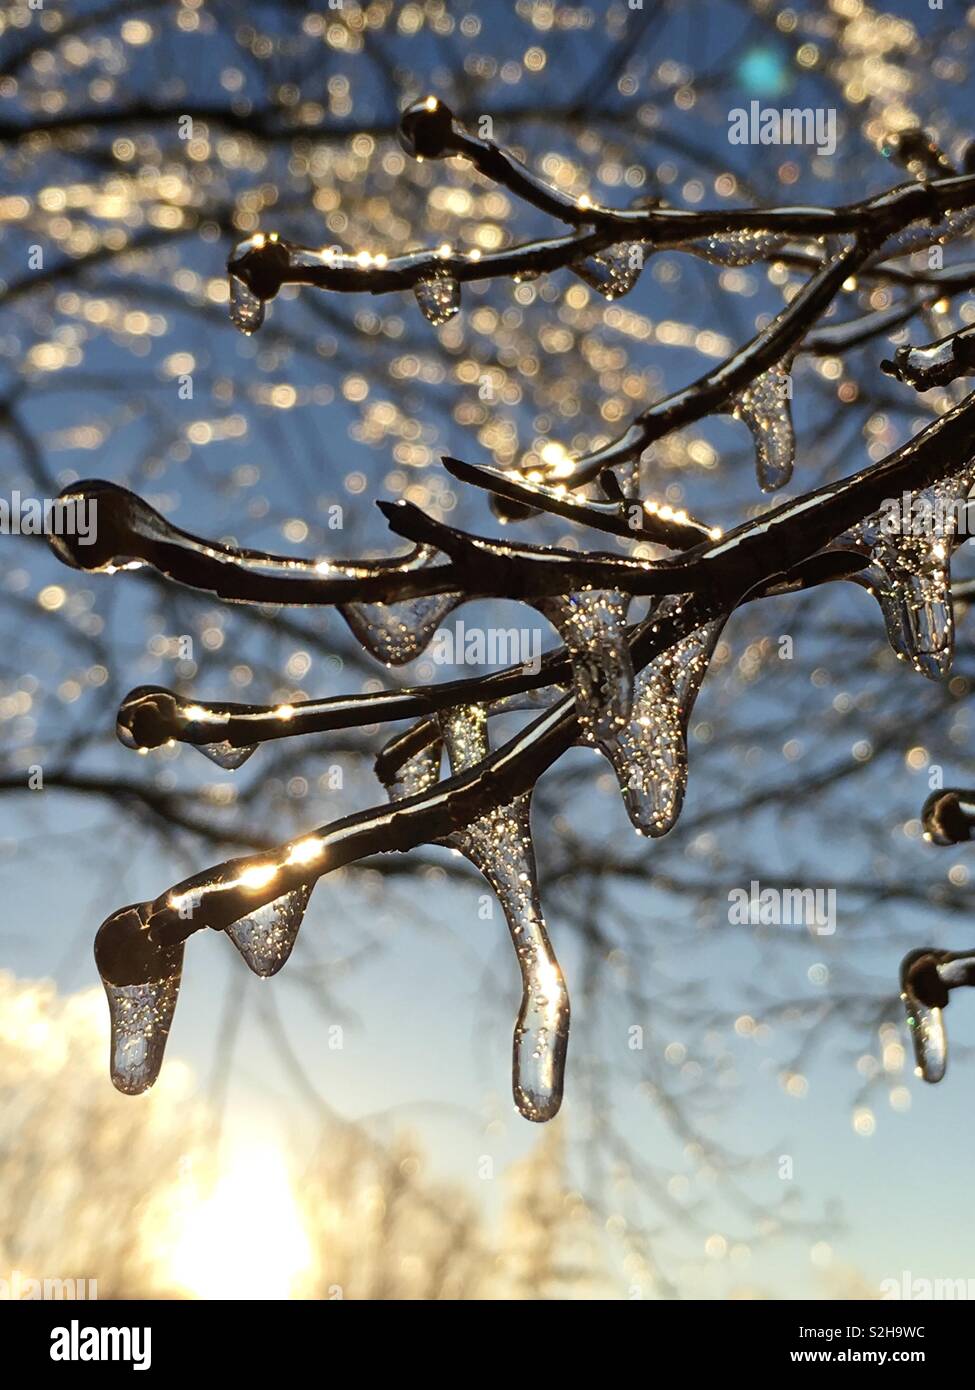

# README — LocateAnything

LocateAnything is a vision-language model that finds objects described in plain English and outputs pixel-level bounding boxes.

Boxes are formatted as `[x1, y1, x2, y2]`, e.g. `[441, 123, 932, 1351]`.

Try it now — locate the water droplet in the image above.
[730, 363, 795, 491]
[229, 273, 265, 335]
[537, 590, 633, 737]
[512, 268, 540, 284]
[836, 463, 975, 678]
[570, 243, 643, 300]
[414, 271, 460, 325]
[439, 706, 570, 1121]
[196, 740, 258, 771]
[225, 884, 312, 976]
[687, 230, 785, 266]
[600, 601, 723, 836]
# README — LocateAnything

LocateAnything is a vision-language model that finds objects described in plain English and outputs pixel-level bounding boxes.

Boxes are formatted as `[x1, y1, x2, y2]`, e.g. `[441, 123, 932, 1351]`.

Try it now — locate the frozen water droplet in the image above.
[904, 993, 947, 1082]
[196, 739, 257, 771]
[439, 707, 570, 1122]
[225, 884, 312, 976]
[104, 975, 182, 1094]
[340, 545, 460, 664]
[414, 271, 460, 326]
[730, 363, 795, 491]
[537, 590, 633, 738]
[901, 951, 949, 1083]
[95, 905, 184, 1094]
[600, 600, 723, 836]
[229, 273, 265, 335]
[570, 243, 643, 300]
[227, 234, 291, 335]
[836, 462, 975, 678]
[687, 230, 786, 266]
[341, 592, 460, 665]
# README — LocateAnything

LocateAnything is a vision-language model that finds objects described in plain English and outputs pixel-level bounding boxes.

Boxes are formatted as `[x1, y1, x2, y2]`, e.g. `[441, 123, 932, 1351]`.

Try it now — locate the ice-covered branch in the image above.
[882, 321, 975, 391]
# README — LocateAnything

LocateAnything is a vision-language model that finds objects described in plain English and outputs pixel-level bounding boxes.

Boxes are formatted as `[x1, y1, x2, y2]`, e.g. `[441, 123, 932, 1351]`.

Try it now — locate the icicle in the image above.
[227, 234, 291, 336]
[341, 592, 460, 665]
[599, 599, 723, 836]
[835, 462, 975, 679]
[229, 274, 266, 335]
[570, 243, 643, 300]
[94, 905, 183, 1095]
[730, 362, 795, 492]
[340, 543, 460, 665]
[901, 950, 950, 1082]
[439, 706, 570, 1122]
[687, 230, 786, 266]
[414, 271, 461, 326]
[104, 977, 181, 1094]
[901, 948, 975, 1083]
[225, 884, 313, 976]
[536, 590, 633, 738]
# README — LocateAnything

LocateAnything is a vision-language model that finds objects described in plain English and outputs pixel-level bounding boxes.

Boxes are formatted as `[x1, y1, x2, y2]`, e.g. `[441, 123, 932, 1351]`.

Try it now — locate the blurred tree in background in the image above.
[3, 0, 975, 1298]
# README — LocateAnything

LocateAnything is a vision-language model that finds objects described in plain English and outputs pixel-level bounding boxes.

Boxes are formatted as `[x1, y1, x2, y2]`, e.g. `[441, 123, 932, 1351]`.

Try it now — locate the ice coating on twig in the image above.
[730, 362, 796, 492]
[536, 590, 633, 738]
[881, 322, 975, 392]
[598, 598, 723, 836]
[439, 705, 570, 1122]
[570, 242, 643, 300]
[686, 230, 786, 266]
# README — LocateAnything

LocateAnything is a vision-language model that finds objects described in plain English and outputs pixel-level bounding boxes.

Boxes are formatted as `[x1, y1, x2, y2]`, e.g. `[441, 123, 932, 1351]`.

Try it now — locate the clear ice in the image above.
[414, 271, 461, 326]
[686, 230, 786, 266]
[570, 242, 643, 300]
[105, 973, 182, 1095]
[730, 363, 796, 491]
[225, 884, 313, 977]
[598, 598, 723, 836]
[229, 274, 266, 335]
[438, 705, 570, 1122]
[836, 462, 975, 679]
[196, 739, 258, 771]
[536, 590, 634, 738]
[340, 547, 460, 664]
